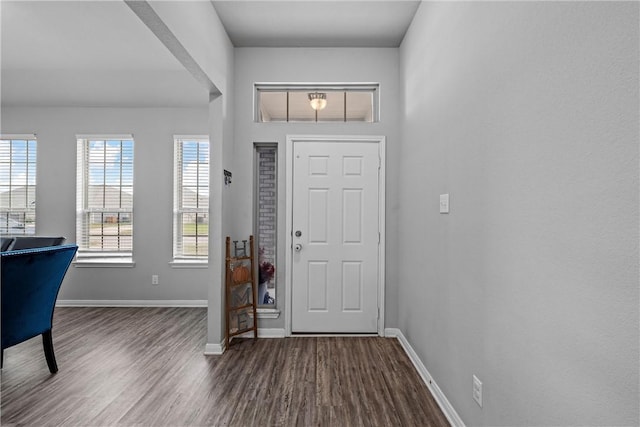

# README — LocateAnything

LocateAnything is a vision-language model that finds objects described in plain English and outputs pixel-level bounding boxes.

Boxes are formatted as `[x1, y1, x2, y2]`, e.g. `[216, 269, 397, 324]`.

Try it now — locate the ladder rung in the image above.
[229, 303, 255, 311]
[229, 326, 256, 337]
[230, 280, 253, 287]
[226, 256, 251, 261]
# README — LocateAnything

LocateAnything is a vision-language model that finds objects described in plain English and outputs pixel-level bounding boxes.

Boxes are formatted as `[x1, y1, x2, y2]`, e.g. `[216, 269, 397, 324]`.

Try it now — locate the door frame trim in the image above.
[285, 134, 386, 336]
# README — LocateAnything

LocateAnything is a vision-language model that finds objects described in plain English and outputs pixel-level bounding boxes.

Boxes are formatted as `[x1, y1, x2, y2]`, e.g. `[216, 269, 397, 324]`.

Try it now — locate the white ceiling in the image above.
[2, 1, 184, 71]
[1, 1, 207, 108]
[1, 0, 420, 108]
[211, 0, 420, 48]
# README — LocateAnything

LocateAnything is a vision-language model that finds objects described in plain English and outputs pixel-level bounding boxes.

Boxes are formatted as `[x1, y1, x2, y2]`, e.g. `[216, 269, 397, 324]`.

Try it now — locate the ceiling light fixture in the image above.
[308, 92, 327, 111]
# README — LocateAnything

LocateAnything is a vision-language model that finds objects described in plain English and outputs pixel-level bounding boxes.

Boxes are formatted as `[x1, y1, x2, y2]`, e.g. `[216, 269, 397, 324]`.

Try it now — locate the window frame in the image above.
[171, 135, 210, 266]
[253, 142, 279, 313]
[75, 134, 135, 266]
[0, 134, 37, 236]
[254, 83, 380, 123]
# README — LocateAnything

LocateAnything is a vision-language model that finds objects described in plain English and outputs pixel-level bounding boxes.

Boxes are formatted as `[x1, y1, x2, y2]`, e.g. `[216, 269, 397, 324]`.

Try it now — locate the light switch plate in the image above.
[440, 194, 449, 214]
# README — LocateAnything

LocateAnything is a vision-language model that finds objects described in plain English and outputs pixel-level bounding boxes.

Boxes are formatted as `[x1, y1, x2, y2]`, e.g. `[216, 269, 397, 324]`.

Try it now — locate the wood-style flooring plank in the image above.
[1, 307, 449, 427]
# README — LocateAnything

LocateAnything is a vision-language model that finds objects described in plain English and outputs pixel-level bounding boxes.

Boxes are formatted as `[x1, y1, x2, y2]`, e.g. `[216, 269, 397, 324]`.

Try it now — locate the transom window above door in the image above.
[255, 83, 379, 123]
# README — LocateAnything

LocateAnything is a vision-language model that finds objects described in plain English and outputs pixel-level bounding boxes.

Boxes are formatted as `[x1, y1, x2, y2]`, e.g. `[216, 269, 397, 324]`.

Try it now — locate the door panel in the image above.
[308, 189, 329, 243]
[292, 141, 379, 333]
[308, 261, 328, 311]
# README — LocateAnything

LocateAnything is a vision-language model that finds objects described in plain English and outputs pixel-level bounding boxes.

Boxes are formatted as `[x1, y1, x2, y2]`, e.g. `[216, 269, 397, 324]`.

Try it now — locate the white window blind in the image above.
[0, 136, 37, 235]
[76, 136, 134, 259]
[173, 136, 209, 260]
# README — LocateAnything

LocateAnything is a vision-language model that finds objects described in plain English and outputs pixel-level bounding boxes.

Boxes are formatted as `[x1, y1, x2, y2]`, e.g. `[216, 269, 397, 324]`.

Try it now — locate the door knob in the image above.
[294, 243, 303, 252]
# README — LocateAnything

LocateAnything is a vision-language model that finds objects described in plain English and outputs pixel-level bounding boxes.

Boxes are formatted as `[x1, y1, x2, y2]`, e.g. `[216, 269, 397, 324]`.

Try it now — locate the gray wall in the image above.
[233, 47, 401, 329]
[399, 2, 639, 426]
[1, 106, 210, 301]
[1, 1, 236, 347]
[146, 0, 236, 346]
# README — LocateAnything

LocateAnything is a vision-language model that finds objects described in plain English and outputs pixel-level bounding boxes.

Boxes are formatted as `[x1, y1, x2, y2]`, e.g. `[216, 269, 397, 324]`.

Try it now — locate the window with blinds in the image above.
[173, 136, 209, 261]
[0, 136, 37, 235]
[76, 136, 134, 260]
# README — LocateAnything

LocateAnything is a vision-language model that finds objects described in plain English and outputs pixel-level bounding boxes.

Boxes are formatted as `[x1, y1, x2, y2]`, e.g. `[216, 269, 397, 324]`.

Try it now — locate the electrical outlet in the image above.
[152, 274, 159, 285]
[473, 375, 483, 408]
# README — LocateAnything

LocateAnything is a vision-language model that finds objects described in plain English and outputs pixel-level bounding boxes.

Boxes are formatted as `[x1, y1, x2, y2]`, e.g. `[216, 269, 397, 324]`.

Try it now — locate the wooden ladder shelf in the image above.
[224, 236, 258, 349]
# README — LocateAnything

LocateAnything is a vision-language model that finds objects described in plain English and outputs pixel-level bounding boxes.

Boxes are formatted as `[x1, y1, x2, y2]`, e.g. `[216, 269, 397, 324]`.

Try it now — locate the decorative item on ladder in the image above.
[224, 236, 258, 349]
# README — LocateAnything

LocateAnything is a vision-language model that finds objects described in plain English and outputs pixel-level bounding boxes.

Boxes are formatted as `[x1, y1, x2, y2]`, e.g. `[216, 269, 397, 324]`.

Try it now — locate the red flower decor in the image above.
[258, 247, 275, 284]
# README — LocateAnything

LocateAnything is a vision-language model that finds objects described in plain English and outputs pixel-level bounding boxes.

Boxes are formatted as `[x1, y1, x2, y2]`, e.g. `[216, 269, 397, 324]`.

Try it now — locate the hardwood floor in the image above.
[1, 307, 449, 426]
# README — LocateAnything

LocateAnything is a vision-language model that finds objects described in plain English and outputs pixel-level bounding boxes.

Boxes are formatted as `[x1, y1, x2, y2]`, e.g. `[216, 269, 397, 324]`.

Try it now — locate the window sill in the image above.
[256, 308, 280, 319]
[169, 260, 208, 269]
[74, 258, 135, 268]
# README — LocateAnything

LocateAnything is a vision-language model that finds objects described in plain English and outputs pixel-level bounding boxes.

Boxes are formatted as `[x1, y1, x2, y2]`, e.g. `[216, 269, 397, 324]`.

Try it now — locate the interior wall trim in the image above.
[56, 300, 208, 307]
[204, 328, 285, 356]
[234, 328, 286, 339]
[204, 342, 225, 355]
[384, 328, 466, 427]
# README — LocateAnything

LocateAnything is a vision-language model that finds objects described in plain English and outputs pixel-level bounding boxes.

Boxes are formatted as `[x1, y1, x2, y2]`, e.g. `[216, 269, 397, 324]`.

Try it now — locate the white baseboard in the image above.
[56, 299, 208, 307]
[385, 328, 465, 427]
[203, 328, 285, 356]
[204, 342, 225, 355]
[238, 328, 286, 338]
[256, 308, 281, 319]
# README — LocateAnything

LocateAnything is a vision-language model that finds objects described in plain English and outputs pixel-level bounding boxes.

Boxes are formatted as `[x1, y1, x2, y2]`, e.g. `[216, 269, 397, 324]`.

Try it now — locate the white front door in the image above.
[291, 138, 381, 333]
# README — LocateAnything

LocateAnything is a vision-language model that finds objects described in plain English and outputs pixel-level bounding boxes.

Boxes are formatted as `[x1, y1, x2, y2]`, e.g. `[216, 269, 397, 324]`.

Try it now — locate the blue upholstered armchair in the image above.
[0, 237, 15, 251]
[1, 244, 78, 373]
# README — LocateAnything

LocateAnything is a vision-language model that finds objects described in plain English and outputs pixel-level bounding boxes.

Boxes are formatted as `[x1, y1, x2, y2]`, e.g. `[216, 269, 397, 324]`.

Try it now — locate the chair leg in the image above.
[42, 330, 58, 373]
